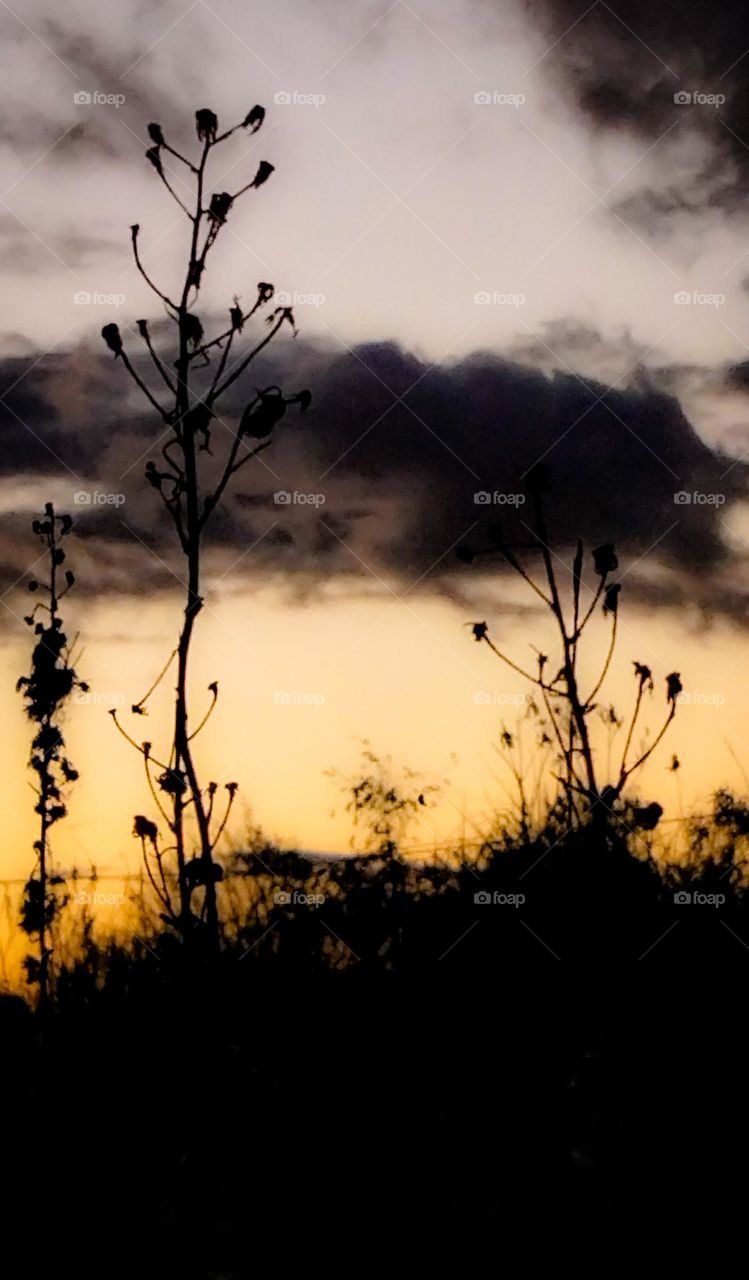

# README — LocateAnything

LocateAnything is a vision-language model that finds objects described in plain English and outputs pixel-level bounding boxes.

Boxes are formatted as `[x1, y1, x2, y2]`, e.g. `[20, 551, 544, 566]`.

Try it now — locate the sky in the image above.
[3, 0, 749, 881]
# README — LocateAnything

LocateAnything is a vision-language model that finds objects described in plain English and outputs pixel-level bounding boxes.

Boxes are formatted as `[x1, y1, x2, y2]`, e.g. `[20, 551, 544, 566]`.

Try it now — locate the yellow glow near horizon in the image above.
[1, 580, 748, 888]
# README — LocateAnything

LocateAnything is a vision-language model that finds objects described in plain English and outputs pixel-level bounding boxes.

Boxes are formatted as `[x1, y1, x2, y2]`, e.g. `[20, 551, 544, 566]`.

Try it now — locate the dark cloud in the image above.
[725, 360, 749, 393]
[0, 332, 747, 627]
[523, 0, 749, 220]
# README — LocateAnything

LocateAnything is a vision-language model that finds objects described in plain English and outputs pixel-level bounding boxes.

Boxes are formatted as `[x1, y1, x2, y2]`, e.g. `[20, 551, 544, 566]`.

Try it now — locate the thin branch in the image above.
[162, 142, 198, 173]
[161, 438, 185, 473]
[187, 293, 270, 364]
[130, 224, 179, 312]
[501, 546, 553, 607]
[619, 680, 645, 780]
[205, 785, 218, 832]
[571, 538, 583, 662]
[209, 313, 289, 404]
[619, 706, 677, 788]
[540, 684, 588, 796]
[551, 775, 583, 821]
[136, 324, 177, 395]
[482, 634, 556, 692]
[132, 648, 178, 714]
[209, 786, 238, 853]
[530, 494, 597, 796]
[157, 486, 188, 553]
[585, 612, 618, 708]
[574, 577, 605, 640]
[156, 167, 194, 220]
[213, 121, 245, 145]
[208, 328, 236, 398]
[188, 683, 218, 741]
[109, 710, 169, 768]
[152, 840, 174, 916]
[119, 348, 170, 421]
[199, 434, 271, 531]
[140, 838, 170, 912]
[144, 751, 173, 831]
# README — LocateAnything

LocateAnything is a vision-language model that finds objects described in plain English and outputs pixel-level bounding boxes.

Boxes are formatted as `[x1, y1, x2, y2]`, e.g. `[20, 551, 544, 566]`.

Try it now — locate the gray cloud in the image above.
[1, 332, 747, 626]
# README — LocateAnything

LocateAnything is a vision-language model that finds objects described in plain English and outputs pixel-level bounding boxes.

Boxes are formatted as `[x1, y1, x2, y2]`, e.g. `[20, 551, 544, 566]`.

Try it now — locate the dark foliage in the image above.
[3, 816, 748, 1278]
[16, 504, 84, 1001]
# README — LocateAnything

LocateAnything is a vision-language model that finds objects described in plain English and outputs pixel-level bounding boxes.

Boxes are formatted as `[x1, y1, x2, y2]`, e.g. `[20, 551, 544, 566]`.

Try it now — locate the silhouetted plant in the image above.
[685, 788, 749, 886]
[16, 504, 85, 1004]
[460, 470, 680, 828]
[102, 104, 311, 944]
[327, 743, 439, 858]
[491, 701, 556, 842]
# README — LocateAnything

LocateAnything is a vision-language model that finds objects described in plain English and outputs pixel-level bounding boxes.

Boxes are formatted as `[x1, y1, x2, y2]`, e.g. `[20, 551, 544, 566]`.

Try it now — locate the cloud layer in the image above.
[1, 332, 747, 626]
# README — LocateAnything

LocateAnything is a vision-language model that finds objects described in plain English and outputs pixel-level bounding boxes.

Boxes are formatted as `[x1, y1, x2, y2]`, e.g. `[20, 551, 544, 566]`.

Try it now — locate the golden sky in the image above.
[2, 580, 748, 883]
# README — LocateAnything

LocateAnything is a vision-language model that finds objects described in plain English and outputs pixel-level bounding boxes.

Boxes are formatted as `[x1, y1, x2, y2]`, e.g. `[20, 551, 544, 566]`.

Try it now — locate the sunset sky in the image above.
[3, 0, 749, 881]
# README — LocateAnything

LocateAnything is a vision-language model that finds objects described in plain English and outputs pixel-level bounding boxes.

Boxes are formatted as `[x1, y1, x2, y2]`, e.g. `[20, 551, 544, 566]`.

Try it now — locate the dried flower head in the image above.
[195, 108, 218, 142]
[243, 105, 265, 132]
[593, 544, 618, 577]
[251, 160, 274, 189]
[101, 323, 122, 356]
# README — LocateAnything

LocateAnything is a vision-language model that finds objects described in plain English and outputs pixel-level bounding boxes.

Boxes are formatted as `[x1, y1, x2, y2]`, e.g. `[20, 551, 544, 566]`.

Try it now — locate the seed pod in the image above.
[593, 544, 618, 577]
[195, 108, 218, 142]
[133, 814, 158, 843]
[101, 323, 122, 356]
[250, 160, 274, 189]
[243, 105, 265, 132]
[209, 191, 233, 222]
[240, 388, 286, 438]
